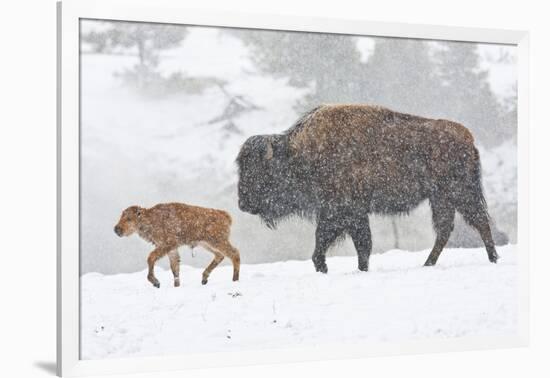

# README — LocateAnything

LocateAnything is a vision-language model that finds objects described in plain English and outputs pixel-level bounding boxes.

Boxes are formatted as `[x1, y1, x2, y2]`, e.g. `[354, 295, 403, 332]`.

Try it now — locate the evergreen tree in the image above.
[500, 83, 518, 143]
[83, 21, 187, 68]
[232, 29, 367, 111]
[363, 38, 441, 117]
[82, 21, 188, 92]
[433, 42, 505, 146]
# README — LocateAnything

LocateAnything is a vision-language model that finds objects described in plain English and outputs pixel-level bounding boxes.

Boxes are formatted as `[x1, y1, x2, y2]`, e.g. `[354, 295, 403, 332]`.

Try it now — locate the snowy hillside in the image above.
[80, 24, 519, 275]
[80, 26, 307, 274]
[81, 244, 518, 360]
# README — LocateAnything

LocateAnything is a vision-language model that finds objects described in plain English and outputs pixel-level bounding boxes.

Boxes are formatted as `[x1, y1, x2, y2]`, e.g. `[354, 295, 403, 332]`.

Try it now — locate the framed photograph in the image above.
[57, 0, 529, 376]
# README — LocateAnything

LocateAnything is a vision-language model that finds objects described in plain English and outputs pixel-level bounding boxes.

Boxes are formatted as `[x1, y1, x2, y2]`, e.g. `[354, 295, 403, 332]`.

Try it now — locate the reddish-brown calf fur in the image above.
[114, 203, 240, 287]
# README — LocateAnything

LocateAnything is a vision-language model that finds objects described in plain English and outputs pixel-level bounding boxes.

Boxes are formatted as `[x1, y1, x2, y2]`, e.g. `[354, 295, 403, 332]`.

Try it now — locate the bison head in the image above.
[236, 134, 298, 228]
[114, 206, 143, 237]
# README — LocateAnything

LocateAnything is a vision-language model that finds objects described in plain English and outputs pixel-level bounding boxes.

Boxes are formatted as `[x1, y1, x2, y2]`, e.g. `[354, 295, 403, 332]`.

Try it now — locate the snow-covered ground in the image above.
[81, 244, 518, 360]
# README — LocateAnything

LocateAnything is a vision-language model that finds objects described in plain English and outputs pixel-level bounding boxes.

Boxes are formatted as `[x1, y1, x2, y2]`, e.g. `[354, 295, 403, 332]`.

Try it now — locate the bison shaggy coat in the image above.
[114, 203, 240, 287]
[236, 104, 498, 273]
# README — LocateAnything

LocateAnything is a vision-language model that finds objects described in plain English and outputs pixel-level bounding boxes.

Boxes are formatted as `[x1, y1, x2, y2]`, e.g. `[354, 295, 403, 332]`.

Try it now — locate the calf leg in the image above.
[204, 239, 240, 283]
[213, 240, 240, 282]
[147, 247, 169, 288]
[168, 250, 181, 287]
[201, 250, 224, 285]
[425, 197, 455, 266]
[231, 252, 240, 282]
[348, 217, 372, 272]
[312, 211, 345, 273]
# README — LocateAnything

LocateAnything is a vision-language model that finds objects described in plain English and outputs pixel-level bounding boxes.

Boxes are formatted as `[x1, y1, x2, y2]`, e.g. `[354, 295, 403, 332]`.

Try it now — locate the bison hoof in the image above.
[313, 256, 327, 273]
[358, 264, 369, 272]
[424, 260, 436, 267]
[489, 254, 499, 263]
[315, 264, 328, 274]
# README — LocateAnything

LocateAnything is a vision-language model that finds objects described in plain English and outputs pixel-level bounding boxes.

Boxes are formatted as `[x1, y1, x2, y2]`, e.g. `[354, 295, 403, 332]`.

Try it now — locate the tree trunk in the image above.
[391, 218, 400, 250]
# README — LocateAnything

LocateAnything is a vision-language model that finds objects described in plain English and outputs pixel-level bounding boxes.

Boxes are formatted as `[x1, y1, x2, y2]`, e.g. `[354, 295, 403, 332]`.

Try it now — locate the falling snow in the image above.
[79, 20, 519, 360]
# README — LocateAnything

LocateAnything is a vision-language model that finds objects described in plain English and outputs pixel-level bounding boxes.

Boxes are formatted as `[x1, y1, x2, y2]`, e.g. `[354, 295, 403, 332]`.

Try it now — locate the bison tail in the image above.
[456, 146, 491, 225]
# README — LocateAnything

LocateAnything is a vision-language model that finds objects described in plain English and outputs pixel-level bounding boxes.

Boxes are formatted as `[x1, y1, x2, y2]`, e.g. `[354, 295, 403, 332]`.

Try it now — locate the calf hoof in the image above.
[148, 275, 160, 288]
[202, 277, 208, 285]
[174, 279, 180, 287]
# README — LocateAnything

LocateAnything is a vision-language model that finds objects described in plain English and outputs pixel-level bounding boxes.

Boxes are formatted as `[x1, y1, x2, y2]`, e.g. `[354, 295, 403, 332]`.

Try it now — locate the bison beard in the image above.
[236, 104, 499, 273]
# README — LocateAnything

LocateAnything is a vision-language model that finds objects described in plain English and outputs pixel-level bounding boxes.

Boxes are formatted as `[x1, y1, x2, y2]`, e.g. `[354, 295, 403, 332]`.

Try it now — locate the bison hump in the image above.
[288, 104, 475, 159]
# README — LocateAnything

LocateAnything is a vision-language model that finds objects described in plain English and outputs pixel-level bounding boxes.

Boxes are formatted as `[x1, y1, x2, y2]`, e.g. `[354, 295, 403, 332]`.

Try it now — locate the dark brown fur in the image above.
[237, 104, 498, 273]
[288, 105, 478, 212]
[114, 203, 240, 287]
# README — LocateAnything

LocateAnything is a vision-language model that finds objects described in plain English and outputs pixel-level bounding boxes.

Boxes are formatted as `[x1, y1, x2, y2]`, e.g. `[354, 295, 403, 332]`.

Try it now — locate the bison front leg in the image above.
[424, 197, 455, 266]
[457, 204, 499, 263]
[312, 212, 345, 273]
[168, 250, 181, 287]
[349, 217, 372, 272]
[147, 248, 169, 288]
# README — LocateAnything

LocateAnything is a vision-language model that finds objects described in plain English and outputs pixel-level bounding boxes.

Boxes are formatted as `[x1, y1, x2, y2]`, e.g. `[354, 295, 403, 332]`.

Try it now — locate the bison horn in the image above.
[265, 138, 274, 160]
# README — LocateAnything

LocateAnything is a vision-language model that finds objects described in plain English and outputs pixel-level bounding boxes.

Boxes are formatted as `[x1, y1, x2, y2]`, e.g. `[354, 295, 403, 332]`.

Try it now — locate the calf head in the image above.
[114, 206, 143, 237]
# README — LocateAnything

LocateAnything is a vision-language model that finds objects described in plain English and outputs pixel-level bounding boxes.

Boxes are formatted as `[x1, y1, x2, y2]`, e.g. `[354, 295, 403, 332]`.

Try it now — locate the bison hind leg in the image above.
[454, 153, 499, 263]
[424, 196, 455, 266]
[454, 171, 499, 263]
[456, 205, 499, 263]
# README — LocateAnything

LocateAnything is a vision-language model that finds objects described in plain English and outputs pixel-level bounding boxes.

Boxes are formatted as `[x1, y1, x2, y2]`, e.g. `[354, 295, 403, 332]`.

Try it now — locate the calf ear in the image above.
[129, 206, 142, 217]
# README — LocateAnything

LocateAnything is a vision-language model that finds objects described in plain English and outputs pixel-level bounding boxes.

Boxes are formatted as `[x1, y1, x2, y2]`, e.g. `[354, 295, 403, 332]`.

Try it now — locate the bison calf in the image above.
[114, 203, 240, 287]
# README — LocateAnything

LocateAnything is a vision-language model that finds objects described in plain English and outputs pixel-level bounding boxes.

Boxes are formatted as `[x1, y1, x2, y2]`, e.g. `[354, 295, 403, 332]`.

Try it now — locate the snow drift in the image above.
[81, 244, 518, 360]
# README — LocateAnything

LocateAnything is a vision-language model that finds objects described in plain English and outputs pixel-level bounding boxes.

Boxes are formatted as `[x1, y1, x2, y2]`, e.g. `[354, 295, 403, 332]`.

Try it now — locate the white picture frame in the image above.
[57, 0, 530, 376]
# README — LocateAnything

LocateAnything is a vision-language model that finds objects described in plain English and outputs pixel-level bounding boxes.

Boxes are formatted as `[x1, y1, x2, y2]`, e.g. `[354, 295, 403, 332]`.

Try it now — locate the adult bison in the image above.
[236, 104, 498, 273]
